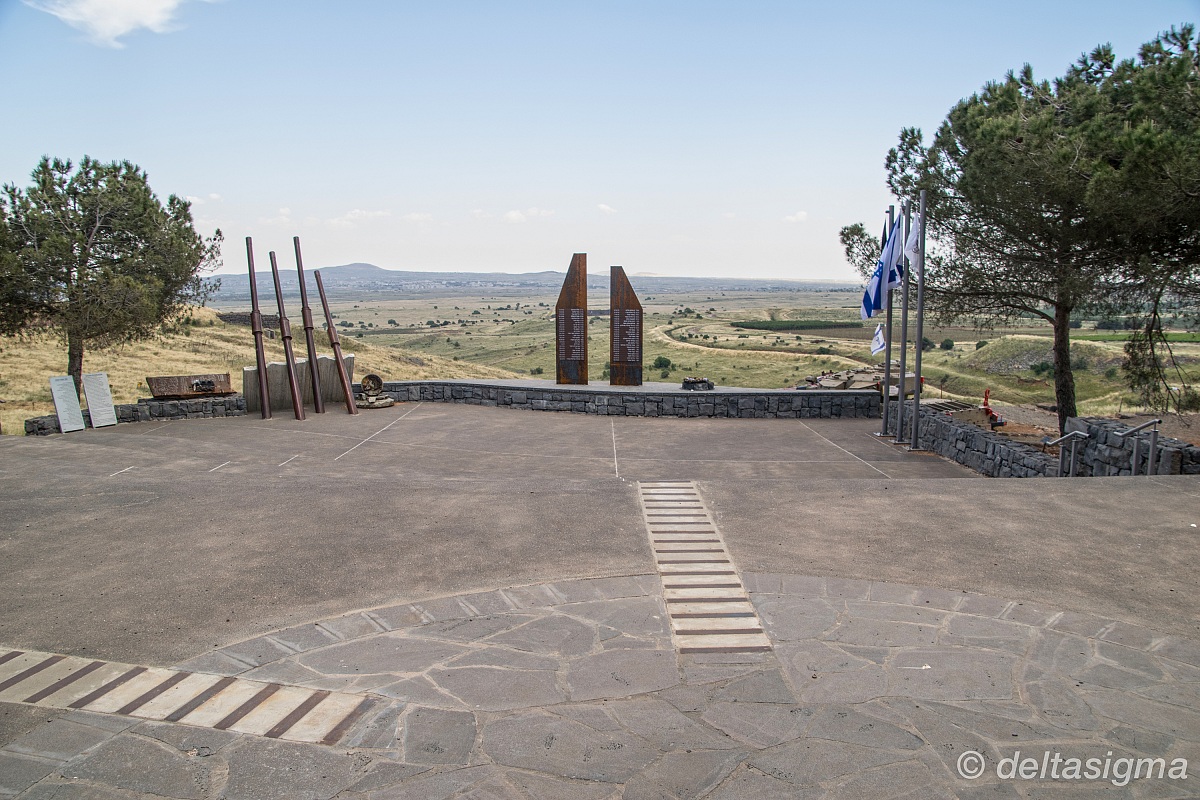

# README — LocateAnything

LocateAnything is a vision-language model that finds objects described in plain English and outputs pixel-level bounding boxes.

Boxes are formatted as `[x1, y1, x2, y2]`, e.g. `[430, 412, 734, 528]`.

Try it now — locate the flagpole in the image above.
[894, 199, 911, 443]
[880, 205, 895, 437]
[910, 189, 927, 450]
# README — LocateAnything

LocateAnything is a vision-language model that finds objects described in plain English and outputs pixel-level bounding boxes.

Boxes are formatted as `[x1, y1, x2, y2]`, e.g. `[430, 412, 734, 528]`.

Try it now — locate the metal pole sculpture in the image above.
[293, 236, 325, 413]
[245, 237, 272, 419]
[269, 251, 306, 420]
[609, 266, 643, 386]
[555, 253, 588, 385]
[314, 270, 358, 415]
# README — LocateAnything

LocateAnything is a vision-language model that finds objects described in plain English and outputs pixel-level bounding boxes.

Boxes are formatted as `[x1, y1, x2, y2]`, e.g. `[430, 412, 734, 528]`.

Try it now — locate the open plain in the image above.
[1, 400, 1197, 798]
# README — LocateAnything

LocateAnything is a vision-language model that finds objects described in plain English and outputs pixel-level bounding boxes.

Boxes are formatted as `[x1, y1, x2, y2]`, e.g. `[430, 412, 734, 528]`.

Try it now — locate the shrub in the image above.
[1071, 356, 1089, 371]
[921, 337, 935, 351]
[940, 338, 955, 350]
[530, 367, 544, 375]
[815, 346, 834, 355]
[387, 319, 397, 326]
[1031, 361, 1053, 377]
[652, 356, 672, 369]
[660, 369, 670, 379]
[975, 340, 988, 349]
[1104, 367, 1119, 379]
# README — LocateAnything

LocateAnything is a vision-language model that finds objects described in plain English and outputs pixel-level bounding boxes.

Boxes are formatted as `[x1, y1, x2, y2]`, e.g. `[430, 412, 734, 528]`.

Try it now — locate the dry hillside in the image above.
[0, 306, 517, 435]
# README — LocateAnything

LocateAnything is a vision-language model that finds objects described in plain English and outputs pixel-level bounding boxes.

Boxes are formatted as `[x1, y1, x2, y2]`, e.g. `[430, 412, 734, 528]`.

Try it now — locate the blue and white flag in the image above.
[861, 217, 905, 320]
[870, 323, 886, 355]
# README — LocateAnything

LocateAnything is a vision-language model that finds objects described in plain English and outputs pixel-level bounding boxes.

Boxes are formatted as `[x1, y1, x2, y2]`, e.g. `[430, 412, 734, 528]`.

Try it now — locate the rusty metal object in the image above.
[146, 373, 235, 400]
[269, 250, 306, 420]
[245, 238, 272, 419]
[609, 265, 643, 386]
[314, 270, 358, 415]
[555, 253, 588, 385]
[355, 373, 394, 409]
[293, 237, 325, 414]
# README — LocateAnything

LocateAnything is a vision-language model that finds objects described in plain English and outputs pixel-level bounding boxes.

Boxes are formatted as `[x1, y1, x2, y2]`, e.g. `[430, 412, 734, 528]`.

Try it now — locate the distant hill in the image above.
[207, 263, 859, 307]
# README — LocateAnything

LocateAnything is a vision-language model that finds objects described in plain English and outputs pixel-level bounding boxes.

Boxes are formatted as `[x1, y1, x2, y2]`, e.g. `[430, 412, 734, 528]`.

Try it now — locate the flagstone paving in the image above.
[2, 405, 1196, 797]
[3, 573, 1198, 798]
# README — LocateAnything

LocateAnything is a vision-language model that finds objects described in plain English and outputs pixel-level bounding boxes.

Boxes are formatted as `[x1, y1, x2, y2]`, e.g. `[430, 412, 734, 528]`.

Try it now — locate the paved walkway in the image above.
[0, 404, 1196, 798]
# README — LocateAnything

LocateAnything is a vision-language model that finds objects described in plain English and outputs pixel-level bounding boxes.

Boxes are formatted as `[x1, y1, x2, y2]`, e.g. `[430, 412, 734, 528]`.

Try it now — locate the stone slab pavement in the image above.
[0, 402, 1196, 798]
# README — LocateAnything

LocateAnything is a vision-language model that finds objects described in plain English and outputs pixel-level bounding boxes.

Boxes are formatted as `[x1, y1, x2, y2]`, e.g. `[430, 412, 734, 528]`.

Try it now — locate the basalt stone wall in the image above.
[1064, 416, 1200, 476]
[890, 402, 1199, 477]
[889, 403, 1058, 478]
[375, 381, 880, 419]
[24, 396, 246, 436]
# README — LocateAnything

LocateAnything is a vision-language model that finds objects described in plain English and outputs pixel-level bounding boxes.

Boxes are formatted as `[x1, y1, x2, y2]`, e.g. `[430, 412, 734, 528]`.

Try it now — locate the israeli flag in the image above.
[860, 262, 885, 320]
[861, 217, 905, 320]
[870, 323, 886, 355]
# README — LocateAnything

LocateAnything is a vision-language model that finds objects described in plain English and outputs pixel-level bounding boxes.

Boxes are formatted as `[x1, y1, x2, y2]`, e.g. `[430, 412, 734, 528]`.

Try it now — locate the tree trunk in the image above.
[67, 331, 85, 398]
[1051, 305, 1077, 433]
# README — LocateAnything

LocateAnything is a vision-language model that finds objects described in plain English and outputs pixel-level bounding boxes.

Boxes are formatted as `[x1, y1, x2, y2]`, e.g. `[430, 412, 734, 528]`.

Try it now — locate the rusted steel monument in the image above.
[555, 253, 588, 384]
[609, 266, 643, 386]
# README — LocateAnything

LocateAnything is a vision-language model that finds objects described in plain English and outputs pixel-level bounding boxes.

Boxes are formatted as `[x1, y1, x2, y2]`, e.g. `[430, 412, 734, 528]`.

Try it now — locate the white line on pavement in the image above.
[333, 403, 423, 461]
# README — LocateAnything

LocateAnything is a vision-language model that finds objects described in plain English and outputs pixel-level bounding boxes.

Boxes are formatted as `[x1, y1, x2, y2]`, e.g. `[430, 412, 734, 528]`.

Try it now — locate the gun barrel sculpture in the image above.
[293, 237, 325, 413]
[269, 251, 306, 420]
[245, 237, 272, 419]
[314, 270, 359, 414]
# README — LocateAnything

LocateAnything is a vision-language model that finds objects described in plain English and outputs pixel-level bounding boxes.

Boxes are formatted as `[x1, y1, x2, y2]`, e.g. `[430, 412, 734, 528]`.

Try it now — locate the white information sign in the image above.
[49, 376, 86, 433]
[81, 372, 118, 428]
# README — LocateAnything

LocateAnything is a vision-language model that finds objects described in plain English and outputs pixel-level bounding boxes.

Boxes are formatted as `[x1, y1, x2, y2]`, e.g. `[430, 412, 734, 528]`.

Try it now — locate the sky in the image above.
[1, 1, 1196, 281]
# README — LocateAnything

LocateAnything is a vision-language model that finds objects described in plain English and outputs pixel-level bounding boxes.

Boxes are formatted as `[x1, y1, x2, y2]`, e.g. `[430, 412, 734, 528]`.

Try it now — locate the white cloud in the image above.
[184, 192, 222, 206]
[597, 204, 617, 215]
[402, 212, 433, 224]
[23, 0, 208, 48]
[503, 207, 555, 224]
[784, 210, 809, 223]
[326, 208, 391, 228]
[259, 207, 292, 226]
[471, 209, 491, 219]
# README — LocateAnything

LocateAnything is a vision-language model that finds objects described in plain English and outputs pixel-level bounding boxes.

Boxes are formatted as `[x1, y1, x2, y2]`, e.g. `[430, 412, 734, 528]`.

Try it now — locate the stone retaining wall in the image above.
[1064, 416, 1200, 476]
[890, 402, 1200, 477]
[24, 396, 246, 436]
[377, 381, 880, 419]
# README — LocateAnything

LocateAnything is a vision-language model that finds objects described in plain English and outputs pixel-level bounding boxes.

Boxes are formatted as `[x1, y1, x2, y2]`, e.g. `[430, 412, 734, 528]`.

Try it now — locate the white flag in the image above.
[903, 211, 923, 268]
[870, 323, 886, 355]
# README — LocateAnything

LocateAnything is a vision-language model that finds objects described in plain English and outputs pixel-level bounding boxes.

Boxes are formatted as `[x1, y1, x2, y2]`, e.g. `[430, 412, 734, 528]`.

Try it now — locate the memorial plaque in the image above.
[81, 373, 117, 428]
[555, 253, 588, 384]
[609, 265, 643, 386]
[49, 376, 85, 433]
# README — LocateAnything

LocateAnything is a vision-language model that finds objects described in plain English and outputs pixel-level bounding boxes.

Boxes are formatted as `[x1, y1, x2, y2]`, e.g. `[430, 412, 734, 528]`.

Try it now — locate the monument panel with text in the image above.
[609, 265, 643, 386]
[555, 253, 588, 384]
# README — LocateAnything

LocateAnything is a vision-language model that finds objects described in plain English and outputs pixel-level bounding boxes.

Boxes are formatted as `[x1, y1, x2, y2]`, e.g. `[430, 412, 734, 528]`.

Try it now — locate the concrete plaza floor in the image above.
[0, 402, 1196, 798]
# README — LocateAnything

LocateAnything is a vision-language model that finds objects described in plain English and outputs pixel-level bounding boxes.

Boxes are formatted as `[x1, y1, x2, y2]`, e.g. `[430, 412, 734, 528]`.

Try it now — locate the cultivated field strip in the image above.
[0, 647, 372, 745]
[637, 481, 772, 654]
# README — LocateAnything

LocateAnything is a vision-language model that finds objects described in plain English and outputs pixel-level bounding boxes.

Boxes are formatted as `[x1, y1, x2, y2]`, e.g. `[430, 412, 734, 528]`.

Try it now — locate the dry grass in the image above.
[0, 306, 517, 435]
